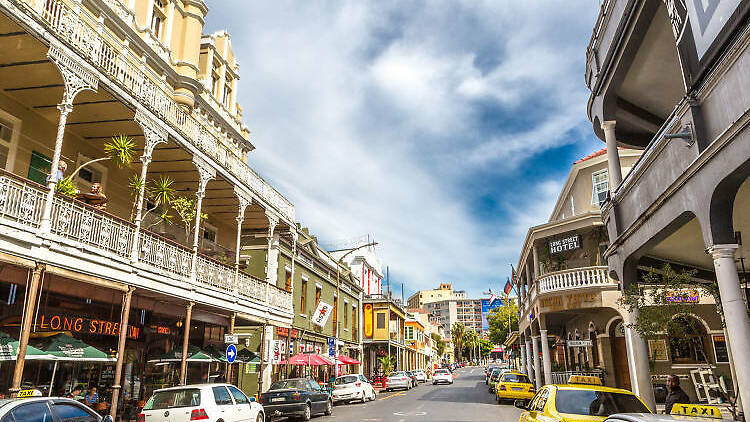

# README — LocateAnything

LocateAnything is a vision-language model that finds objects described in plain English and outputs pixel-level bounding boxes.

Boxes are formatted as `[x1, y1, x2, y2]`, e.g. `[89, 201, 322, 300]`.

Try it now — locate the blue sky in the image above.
[206, 1, 604, 299]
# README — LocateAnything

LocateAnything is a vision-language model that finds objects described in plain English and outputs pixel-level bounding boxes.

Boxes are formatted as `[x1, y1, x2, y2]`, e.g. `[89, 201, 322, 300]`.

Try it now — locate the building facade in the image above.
[406, 283, 464, 309]
[330, 238, 383, 296]
[0, 0, 294, 410]
[361, 293, 406, 379]
[585, 0, 750, 414]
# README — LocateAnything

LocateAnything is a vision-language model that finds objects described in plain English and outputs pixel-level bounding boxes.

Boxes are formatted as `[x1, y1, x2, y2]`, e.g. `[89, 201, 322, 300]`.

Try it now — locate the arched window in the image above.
[669, 315, 708, 364]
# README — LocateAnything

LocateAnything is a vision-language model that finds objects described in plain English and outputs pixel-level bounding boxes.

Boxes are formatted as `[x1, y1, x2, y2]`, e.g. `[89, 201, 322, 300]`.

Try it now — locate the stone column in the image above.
[180, 302, 195, 385]
[265, 213, 279, 287]
[110, 287, 135, 419]
[540, 330, 552, 385]
[40, 44, 98, 233]
[601, 121, 623, 191]
[623, 308, 656, 411]
[519, 338, 527, 374]
[10, 264, 44, 394]
[709, 245, 750, 419]
[190, 157, 216, 280]
[525, 339, 533, 382]
[131, 110, 168, 261]
[532, 336, 542, 388]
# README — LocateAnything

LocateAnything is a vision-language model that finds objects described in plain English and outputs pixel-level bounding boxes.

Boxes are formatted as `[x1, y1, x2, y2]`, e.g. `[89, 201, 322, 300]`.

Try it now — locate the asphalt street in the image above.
[316, 367, 523, 422]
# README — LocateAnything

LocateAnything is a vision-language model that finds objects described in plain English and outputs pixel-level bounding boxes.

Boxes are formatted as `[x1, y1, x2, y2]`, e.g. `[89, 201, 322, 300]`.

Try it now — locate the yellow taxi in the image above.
[495, 371, 535, 404]
[604, 403, 731, 422]
[516, 375, 652, 422]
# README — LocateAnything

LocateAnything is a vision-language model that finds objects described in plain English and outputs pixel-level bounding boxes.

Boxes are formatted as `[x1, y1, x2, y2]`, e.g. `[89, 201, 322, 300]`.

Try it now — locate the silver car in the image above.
[385, 371, 412, 391]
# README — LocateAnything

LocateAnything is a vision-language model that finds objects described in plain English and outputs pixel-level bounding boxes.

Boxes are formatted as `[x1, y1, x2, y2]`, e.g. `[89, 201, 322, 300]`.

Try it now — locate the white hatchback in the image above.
[432, 369, 453, 385]
[332, 375, 376, 404]
[140, 384, 265, 422]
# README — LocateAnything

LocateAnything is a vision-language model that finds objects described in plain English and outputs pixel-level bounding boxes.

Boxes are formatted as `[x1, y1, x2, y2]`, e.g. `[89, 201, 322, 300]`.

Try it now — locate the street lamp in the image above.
[332, 241, 378, 376]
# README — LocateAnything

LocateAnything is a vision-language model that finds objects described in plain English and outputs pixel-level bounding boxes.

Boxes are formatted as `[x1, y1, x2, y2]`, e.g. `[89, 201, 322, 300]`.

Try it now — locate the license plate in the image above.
[512, 387, 523, 391]
[271, 397, 285, 402]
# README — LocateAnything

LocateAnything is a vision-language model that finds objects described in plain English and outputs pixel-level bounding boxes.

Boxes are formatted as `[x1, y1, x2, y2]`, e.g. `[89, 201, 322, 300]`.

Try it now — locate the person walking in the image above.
[664, 375, 691, 414]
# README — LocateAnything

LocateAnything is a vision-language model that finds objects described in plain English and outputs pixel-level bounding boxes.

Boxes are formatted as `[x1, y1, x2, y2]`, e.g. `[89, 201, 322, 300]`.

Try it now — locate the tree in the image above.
[431, 333, 446, 358]
[487, 301, 519, 345]
[377, 355, 395, 375]
[450, 323, 466, 361]
[463, 330, 479, 361]
[171, 195, 207, 243]
[479, 338, 493, 358]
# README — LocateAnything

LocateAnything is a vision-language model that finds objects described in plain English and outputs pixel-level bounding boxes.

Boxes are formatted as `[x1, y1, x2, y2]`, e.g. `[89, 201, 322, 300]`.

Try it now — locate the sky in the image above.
[205, 1, 604, 299]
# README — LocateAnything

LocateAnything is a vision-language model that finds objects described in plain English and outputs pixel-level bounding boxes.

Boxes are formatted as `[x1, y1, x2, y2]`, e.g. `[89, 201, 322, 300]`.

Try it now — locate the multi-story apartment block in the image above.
[423, 296, 483, 336]
[0, 0, 296, 406]
[406, 283, 463, 308]
[584, 0, 750, 413]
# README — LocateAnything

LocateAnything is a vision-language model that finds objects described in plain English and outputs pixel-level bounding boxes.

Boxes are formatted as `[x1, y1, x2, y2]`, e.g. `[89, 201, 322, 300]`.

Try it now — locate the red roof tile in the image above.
[574, 147, 624, 164]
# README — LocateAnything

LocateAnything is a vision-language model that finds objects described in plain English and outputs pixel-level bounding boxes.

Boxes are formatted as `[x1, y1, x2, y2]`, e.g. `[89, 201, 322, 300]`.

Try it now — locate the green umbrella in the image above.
[0, 332, 52, 361]
[204, 345, 228, 363]
[32, 333, 114, 362]
[236, 348, 260, 364]
[147, 345, 217, 363]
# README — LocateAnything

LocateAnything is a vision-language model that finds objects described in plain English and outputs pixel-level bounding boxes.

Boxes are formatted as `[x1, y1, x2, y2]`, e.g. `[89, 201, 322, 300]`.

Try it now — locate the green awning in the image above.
[204, 345, 228, 362]
[31, 333, 115, 362]
[147, 345, 217, 363]
[0, 332, 52, 361]
[237, 348, 260, 364]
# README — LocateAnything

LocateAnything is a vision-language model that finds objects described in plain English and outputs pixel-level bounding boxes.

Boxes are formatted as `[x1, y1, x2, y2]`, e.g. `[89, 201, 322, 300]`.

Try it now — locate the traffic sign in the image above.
[224, 334, 238, 344]
[226, 344, 237, 363]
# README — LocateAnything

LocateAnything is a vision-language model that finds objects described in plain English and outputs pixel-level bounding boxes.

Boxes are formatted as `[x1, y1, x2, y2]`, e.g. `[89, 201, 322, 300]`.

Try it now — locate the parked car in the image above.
[385, 371, 412, 391]
[405, 371, 419, 387]
[413, 369, 428, 383]
[260, 378, 332, 421]
[488, 368, 505, 393]
[331, 374, 376, 404]
[141, 384, 265, 422]
[433, 368, 454, 385]
[0, 394, 113, 422]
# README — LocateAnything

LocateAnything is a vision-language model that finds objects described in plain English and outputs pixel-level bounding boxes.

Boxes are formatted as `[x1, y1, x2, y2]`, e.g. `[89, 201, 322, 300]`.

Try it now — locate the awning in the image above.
[32, 333, 114, 362]
[237, 348, 260, 364]
[279, 353, 332, 366]
[336, 355, 361, 365]
[147, 345, 217, 363]
[0, 332, 53, 361]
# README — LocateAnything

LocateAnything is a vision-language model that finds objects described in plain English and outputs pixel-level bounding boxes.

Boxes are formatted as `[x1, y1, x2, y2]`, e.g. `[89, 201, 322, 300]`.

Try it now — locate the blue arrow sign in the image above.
[226, 344, 237, 364]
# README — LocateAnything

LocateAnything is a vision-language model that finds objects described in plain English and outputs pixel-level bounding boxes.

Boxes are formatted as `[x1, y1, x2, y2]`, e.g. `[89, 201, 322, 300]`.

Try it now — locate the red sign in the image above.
[39, 314, 140, 340]
[276, 327, 299, 338]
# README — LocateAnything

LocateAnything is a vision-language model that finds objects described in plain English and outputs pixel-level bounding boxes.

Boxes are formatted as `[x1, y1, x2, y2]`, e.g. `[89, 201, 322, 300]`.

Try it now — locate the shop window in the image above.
[300, 278, 307, 314]
[591, 169, 609, 206]
[669, 316, 708, 364]
[28, 150, 51, 185]
[0, 110, 19, 171]
[285, 268, 292, 292]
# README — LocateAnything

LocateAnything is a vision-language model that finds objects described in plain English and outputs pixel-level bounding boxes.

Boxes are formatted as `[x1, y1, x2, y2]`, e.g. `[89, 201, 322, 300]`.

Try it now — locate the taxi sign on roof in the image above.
[567, 375, 602, 385]
[17, 389, 42, 398]
[670, 403, 723, 419]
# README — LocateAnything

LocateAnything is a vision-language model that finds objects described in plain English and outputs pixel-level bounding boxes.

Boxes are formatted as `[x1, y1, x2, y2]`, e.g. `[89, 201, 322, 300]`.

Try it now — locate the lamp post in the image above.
[332, 241, 378, 376]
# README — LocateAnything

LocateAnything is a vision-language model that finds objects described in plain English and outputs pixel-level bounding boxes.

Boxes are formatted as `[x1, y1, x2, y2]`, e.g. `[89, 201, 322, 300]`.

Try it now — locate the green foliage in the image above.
[377, 355, 395, 375]
[450, 323, 466, 359]
[431, 333, 446, 357]
[171, 195, 207, 242]
[487, 301, 519, 345]
[55, 177, 78, 197]
[149, 176, 176, 207]
[619, 264, 720, 340]
[479, 339, 493, 357]
[104, 134, 136, 168]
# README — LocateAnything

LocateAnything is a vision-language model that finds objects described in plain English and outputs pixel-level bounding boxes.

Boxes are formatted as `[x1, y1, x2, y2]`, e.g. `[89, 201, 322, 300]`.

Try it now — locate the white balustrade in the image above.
[537, 266, 613, 294]
[19, 0, 294, 222]
[0, 174, 45, 229]
[195, 255, 234, 293]
[138, 231, 193, 278]
[51, 197, 134, 259]
[237, 271, 267, 303]
[268, 285, 292, 310]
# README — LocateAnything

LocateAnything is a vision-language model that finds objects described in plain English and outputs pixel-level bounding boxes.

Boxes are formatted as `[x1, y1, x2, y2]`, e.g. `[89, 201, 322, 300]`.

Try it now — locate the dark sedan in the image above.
[260, 378, 332, 421]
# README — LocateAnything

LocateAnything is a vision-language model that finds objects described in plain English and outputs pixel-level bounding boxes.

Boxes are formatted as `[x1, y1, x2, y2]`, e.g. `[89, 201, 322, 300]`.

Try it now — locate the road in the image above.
[317, 367, 523, 422]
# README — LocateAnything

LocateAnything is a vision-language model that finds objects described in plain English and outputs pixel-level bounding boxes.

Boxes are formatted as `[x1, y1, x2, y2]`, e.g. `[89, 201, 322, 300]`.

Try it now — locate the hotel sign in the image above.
[549, 235, 582, 255]
[539, 292, 601, 311]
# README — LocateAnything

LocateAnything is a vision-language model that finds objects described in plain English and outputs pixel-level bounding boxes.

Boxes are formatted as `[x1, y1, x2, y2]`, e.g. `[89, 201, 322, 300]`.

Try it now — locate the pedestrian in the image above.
[84, 386, 99, 405]
[664, 374, 691, 414]
[66, 386, 83, 400]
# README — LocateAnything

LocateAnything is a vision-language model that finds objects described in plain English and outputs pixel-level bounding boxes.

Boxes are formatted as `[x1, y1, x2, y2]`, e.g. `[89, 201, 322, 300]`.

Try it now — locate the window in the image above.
[351, 305, 355, 330]
[201, 223, 217, 243]
[228, 386, 248, 404]
[223, 75, 233, 107]
[669, 316, 708, 363]
[343, 301, 348, 328]
[285, 268, 292, 292]
[28, 150, 51, 185]
[405, 326, 414, 340]
[150, 0, 165, 38]
[306, 380, 321, 392]
[591, 169, 609, 206]
[75, 154, 107, 192]
[212, 386, 233, 405]
[315, 286, 321, 307]
[211, 61, 221, 97]
[0, 111, 19, 171]
[51, 403, 97, 422]
[12, 403, 53, 422]
[554, 389, 650, 416]
[300, 278, 307, 314]
[376, 312, 386, 329]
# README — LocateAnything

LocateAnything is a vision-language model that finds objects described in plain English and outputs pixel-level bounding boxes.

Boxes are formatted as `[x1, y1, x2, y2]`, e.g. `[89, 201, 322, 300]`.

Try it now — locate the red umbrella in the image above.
[336, 355, 361, 365]
[279, 353, 333, 366]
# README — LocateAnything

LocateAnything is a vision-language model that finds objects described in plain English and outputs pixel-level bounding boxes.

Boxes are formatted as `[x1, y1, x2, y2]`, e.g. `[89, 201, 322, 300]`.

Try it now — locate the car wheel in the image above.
[301, 404, 311, 421]
[256, 413, 264, 422]
[324, 400, 333, 416]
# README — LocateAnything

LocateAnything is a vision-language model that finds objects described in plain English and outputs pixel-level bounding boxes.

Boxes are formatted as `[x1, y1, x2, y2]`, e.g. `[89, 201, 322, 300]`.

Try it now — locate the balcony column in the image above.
[180, 302, 194, 385]
[601, 121, 622, 191]
[532, 336, 542, 388]
[40, 43, 98, 233]
[233, 187, 252, 295]
[190, 157, 216, 280]
[519, 337, 527, 374]
[708, 245, 750, 419]
[131, 110, 168, 262]
[532, 245, 540, 277]
[265, 212, 279, 287]
[623, 307, 656, 411]
[110, 286, 135, 420]
[540, 329, 552, 385]
[10, 264, 44, 395]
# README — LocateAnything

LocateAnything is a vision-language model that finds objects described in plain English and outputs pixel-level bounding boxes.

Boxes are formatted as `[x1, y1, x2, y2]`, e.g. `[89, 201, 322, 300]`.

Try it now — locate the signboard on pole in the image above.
[311, 301, 333, 328]
[271, 340, 283, 364]
[226, 344, 237, 363]
[567, 340, 593, 348]
[327, 337, 336, 357]
[224, 334, 238, 344]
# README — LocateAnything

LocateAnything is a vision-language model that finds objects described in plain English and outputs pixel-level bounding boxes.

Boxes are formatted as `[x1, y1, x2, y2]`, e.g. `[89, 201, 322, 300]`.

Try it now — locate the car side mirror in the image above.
[514, 400, 527, 410]
[102, 416, 114, 422]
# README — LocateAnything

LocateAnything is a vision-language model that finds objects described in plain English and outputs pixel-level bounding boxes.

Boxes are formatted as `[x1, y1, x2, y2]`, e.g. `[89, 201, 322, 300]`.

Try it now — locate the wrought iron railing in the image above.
[16, 0, 294, 222]
[0, 172, 45, 229]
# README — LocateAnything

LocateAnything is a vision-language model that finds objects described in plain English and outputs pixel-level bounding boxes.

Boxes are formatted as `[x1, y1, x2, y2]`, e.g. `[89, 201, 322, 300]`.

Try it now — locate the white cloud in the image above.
[206, 1, 600, 297]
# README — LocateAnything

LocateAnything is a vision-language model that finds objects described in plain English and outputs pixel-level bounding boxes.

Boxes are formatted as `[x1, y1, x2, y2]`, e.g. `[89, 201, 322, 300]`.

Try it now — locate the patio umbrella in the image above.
[0, 332, 53, 361]
[279, 353, 332, 366]
[203, 345, 228, 362]
[146, 345, 217, 363]
[237, 348, 260, 364]
[336, 355, 361, 365]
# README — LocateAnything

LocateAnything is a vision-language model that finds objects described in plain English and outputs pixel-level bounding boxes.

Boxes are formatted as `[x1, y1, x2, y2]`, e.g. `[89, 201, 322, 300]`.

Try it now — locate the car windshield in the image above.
[143, 389, 201, 410]
[435, 370, 449, 375]
[502, 374, 531, 383]
[390, 372, 405, 377]
[555, 389, 650, 416]
[269, 380, 307, 390]
[336, 376, 358, 385]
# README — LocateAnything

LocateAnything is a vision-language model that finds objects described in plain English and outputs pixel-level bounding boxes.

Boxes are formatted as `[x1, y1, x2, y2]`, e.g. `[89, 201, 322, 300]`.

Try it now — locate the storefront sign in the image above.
[539, 292, 600, 311]
[39, 314, 139, 340]
[567, 340, 592, 348]
[276, 327, 299, 338]
[363, 304, 374, 338]
[666, 289, 701, 303]
[549, 235, 582, 254]
[271, 340, 283, 364]
[150, 325, 171, 335]
[311, 301, 332, 328]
